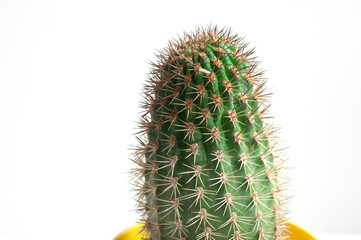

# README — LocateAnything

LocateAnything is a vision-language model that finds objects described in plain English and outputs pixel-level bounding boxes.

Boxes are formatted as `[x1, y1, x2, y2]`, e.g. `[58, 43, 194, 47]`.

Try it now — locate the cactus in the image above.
[132, 26, 289, 240]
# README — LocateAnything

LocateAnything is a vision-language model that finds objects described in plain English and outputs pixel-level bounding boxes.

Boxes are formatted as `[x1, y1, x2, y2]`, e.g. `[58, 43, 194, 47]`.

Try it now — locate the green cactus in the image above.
[132, 26, 288, 240]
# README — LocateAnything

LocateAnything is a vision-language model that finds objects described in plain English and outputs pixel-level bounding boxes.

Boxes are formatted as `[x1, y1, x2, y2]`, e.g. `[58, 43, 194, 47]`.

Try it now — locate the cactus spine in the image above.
[132, 26, 288, 240]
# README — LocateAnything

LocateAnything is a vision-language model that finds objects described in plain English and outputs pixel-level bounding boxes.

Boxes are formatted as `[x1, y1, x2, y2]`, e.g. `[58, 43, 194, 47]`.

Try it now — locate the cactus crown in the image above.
[132, 26, 289, 240]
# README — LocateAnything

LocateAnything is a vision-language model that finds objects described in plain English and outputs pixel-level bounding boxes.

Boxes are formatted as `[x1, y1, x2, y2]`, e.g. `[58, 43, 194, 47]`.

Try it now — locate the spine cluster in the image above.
[132, 26, 289, 240]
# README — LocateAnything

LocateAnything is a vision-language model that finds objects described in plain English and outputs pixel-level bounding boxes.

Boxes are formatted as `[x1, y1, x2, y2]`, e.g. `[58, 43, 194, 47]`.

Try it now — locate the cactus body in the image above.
[133, 26, 288, 240]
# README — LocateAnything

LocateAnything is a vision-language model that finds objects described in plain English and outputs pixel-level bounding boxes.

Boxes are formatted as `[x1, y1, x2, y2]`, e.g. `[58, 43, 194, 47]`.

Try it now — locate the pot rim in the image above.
[114, 222, 316, 240]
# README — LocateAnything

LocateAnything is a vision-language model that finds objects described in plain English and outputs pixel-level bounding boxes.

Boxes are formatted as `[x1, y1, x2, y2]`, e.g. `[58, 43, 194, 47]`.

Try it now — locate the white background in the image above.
[1, 0, 361, 239]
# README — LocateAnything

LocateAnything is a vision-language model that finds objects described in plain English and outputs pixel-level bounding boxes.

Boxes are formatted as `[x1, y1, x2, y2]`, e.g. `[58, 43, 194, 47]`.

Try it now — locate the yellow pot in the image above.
[114, 222, 316, 240]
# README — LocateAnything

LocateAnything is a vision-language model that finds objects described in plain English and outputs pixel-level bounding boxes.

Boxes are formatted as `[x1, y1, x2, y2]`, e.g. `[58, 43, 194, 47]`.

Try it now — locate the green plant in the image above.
[132, 26, 288, 240]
